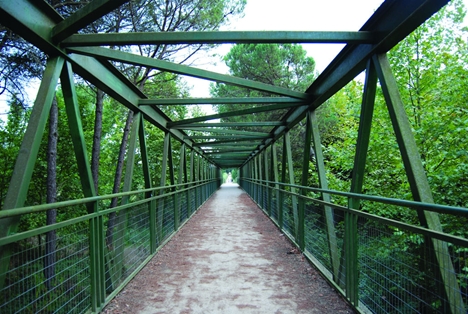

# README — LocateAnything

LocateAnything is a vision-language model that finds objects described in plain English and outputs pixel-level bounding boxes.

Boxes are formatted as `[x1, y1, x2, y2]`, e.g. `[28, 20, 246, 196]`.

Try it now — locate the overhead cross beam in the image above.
[52, 0, 130, 42]
[253, 0, 450, 167]
[67, 46, 309, 99]
[60, 31, 376, 46]
[139, 97, 305, 106]
[0, 0, 206, 156]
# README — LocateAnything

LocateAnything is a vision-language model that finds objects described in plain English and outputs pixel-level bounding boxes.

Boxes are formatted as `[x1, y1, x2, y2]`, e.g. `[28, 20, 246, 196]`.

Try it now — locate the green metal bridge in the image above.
[0, 0, 467, 313]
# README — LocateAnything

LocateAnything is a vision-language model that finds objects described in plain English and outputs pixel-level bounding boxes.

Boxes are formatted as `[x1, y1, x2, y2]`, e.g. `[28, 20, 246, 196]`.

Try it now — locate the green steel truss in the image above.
[1, 0, 466, 313]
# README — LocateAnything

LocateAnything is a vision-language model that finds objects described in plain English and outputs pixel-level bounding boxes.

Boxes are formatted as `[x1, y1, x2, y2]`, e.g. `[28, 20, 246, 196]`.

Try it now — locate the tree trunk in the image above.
[91, 89, 105, 193]
[105, 110, 134, 249]
[44, 95, 58, 290]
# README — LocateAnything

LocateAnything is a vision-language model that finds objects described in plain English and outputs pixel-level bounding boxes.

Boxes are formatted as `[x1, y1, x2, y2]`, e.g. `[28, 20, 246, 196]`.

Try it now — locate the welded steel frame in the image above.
[0, 0, 463, 313]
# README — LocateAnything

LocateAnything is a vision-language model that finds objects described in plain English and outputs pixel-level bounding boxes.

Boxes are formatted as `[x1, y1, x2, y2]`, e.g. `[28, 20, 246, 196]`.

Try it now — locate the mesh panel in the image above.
[0, 181, 216, 313]
[243, 181, 468, 313]
[282, 192, 295, 237]
[359, 218, 468, 313]
[304, 200, 342, 276]
[0, 223, 90, 314]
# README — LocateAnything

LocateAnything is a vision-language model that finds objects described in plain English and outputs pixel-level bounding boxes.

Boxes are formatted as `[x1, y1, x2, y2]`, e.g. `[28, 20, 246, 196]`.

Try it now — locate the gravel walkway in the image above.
[103, 183, 354, 314]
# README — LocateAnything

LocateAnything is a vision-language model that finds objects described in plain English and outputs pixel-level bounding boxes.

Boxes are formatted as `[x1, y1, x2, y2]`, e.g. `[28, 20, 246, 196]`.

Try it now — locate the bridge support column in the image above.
[308, 110, 340, 282]
[373, 53, 464, 314]
[345, 59, 377, 306]
[284, 132, 299, 238]
[62, 61, 106, 309]
[137, 116, 157, 254]
[271, 143, 280, 221]
[0, 57, 64, 291]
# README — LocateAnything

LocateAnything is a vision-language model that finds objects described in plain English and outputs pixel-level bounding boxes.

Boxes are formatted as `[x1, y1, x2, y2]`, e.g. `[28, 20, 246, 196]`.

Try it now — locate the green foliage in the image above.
[211, 43, 316, 127]
[314, 0, 468, 219]
[386, 0, 468, 209]
[0, 97, 31, 209]
[221, 43, 316, 91]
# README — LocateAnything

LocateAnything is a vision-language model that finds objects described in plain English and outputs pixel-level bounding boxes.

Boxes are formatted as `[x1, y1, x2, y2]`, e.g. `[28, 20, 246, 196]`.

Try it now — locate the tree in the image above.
[0, 97, 30, 208]
[44, 96, 58, 290]
[211, 43, 316, 128]
[0, 27, 45, 106]
[387, 0, 468, 209]
[318, 0, 468, 219]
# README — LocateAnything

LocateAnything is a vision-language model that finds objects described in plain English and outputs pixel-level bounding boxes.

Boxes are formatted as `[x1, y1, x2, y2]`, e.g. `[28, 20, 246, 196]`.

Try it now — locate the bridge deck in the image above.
[103, 184, 353, 314]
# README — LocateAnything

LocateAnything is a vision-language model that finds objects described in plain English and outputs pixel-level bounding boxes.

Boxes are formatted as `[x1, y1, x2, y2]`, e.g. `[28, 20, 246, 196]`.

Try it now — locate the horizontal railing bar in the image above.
[244, 180, 468, 247]
[0, 181, 216, 246]
[0, 179, 216, 220]
[243, 178, 468, 217]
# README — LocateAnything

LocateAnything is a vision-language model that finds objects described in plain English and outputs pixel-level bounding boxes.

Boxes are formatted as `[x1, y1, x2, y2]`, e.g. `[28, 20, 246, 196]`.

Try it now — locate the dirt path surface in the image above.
[103, 184, 353, 314]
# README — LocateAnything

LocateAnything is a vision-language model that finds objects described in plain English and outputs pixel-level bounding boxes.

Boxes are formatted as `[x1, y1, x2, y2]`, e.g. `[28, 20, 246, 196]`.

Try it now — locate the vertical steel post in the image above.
[177, 143, 186, 229]
[61, 61, 104, 309]
[253, 156, 258, 202]
[190, 150, 195, 214]
[373, 53, 464, 313]
[285, 132, 299, 238]
[199, 157, 204, 204]
[158, 132, 171, 242]
[279, 135, 288, 229]
[258, 152, 263, 207]
[264, 147, 271, 215]
[271, 143, 280, 221]
[298, 112, 313, 251]
[105, 109, 141, 293]
[165, 137, 176, 231]
[197, 154, 201, 207]
[138, 116, 156, 253]
[247, 162, 252, 194]
[309, 110, 340, 283]
[0, 57, 64, 249]
[345, 59, 377, 305]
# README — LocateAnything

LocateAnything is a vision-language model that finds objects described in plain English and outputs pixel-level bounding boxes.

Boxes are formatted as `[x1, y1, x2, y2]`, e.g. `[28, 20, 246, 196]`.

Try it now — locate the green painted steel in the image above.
[344, 60, 377, 306]
[374, 53, 464, 313]
[310, 110, 340, 283]
[61, 31, 376, 46]
[61, 62, 97, 200]
[171, 122, 283, 128]
[298, 112, 313, 251]
[186, 135, 269, 140]
[271, 143, 281, 222]
[52, 0, 129, 42]
[1, 1, 466, 313]
[138, 116, 157, 254]
[284, 132, 299, 238]
[68, 47, 309, 100]
[140, 97, 306, 106]
[241, 177, 468, 314]
[168, 102, 306, 128]
[0, 57, 64, 293]
[181, 128, 270, 137]
[62, 61, 105, 309]
[264, 147, 271, 216]
[0, 181, 216, 313]
[176, 144, 186, 230]
[265, 0, 450, 150]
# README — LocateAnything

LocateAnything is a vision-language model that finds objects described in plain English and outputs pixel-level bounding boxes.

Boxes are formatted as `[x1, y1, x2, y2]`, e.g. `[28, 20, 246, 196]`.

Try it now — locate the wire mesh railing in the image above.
[0, 179, 218, 313]
[240, 178, 468, 314]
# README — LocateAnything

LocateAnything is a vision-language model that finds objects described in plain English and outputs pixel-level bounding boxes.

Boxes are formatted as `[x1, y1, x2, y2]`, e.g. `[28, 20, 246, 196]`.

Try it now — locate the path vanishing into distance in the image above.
[103, 184, 353, 314]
